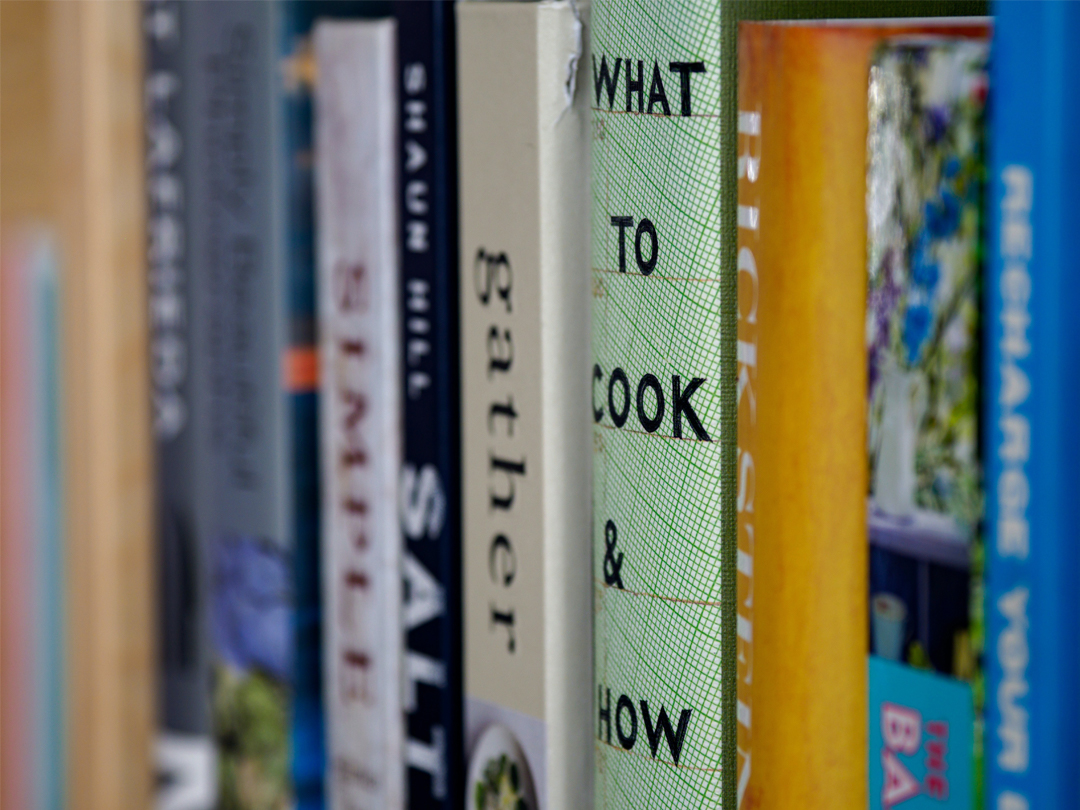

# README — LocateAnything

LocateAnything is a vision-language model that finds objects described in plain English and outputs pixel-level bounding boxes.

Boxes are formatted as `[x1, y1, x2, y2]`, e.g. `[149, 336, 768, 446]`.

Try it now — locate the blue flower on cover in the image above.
[943, 157, 961, 179]
[212, 534, 293, 682]
[924, 190, 961, 239]
[903, 304, 932, 364]
[911, 240, 940, 292]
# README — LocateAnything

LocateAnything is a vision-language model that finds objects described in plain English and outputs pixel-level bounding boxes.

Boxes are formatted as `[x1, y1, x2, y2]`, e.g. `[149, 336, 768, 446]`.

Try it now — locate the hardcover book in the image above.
[986, 2, 1080, 806]
[457, 3, 592, 808]
[737, 18, 987, 810]
[591, 2, 734, 807]
[392, 2, 463, 807]
[314, 19, 403, 810]
[143, 4, 216, 807]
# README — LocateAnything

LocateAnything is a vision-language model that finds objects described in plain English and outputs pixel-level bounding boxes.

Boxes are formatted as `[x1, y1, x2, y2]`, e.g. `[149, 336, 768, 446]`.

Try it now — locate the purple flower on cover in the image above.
[923, 105, 950, 144]
[868, 248, 902, 394]
[212, 534, 293, 682]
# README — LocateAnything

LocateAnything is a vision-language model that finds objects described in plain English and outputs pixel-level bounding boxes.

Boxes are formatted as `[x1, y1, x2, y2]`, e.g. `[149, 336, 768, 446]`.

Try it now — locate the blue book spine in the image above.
[394, 3, 463, 808]
[986, 3, 1080, 807]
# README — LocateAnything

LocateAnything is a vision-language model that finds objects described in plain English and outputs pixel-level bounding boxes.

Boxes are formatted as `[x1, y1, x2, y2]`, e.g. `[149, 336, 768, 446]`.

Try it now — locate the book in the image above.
[143, 4, 216, 807]
[591, 2, 735, 806]
[865, 38, 988, 810]
[150, 4, 388, 808]
[737, 18, 987, 810]
[1, 229, 65, 810]
[986, 2, 1080, 806]
[392, 2, 464, 807]
[50, 3, 156, 808]
[313, 18, 404, 810]
[1, 9, 66, 810]
[456, 2, 592, 808]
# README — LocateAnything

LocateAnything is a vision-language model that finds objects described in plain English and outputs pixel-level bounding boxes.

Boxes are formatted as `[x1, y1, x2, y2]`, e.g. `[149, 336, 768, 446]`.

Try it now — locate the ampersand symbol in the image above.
[603, 519, 624, 590]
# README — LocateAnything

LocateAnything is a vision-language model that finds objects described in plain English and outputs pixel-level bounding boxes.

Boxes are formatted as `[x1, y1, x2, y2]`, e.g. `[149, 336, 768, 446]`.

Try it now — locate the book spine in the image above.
[314, 20, 404, 810]
[986, 2, 1080, 806]
[28, 235, 65, 810]
[392, 3, 463, 807]
[51, 2, 155, 806]
[183, 5, 294, 809]
[144, 3, 217, 807]
[457, 3, 592, 808]
[590, 1, 735, 806]
[276, 6, 324, 807]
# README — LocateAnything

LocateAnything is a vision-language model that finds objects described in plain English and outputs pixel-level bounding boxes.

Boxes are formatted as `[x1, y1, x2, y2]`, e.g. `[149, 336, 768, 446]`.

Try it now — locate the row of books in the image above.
[3, 1, 1079, 810]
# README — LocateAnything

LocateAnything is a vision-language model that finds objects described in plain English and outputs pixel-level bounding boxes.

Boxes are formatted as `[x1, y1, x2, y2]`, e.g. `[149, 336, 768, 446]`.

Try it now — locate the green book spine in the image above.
[591, 3, 735, 807]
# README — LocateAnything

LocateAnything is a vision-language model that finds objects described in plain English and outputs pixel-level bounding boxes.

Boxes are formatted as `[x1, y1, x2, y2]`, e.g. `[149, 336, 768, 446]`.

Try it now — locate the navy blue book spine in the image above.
[394, 2, 463, 807]
[986, 1, 1080, 806]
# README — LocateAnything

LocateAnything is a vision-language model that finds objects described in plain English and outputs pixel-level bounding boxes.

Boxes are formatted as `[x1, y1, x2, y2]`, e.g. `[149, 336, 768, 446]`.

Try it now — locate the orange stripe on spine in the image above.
[284, 347, 319, 392]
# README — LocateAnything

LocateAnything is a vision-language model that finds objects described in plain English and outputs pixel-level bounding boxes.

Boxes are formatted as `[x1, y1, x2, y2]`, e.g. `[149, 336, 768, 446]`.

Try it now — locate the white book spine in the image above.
[314, 20, 404, 810]
[457, 3, 592, 808]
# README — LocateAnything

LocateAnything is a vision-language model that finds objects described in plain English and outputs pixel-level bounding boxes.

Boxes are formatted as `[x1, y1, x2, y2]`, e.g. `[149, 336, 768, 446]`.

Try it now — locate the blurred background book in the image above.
[2, 3, 153, 810]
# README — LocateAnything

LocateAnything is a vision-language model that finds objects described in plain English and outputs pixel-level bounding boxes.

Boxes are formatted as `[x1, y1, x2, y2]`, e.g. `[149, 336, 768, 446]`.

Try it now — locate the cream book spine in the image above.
[457, 3, 592, 809]
[314, 19, 404, 810]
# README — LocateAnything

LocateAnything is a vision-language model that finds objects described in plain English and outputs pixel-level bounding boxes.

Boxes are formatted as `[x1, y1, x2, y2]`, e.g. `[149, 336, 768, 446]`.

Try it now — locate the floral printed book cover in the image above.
[865, 38, 989, 810]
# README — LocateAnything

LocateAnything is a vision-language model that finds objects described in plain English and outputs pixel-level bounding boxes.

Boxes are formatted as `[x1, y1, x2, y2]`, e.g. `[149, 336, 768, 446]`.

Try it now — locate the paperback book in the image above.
[392, 3, 463, 806]
[457, 3, 592, 808]
[986, 2, 1080, 807]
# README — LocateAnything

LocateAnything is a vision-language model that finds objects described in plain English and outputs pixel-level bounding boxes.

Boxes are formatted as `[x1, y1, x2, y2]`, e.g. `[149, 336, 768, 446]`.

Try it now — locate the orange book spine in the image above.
[740, 22, 875, 808]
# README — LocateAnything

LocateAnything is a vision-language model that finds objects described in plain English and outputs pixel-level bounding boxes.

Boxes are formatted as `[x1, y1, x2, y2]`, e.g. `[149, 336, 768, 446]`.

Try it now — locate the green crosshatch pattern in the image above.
[591, 1, 733, 807]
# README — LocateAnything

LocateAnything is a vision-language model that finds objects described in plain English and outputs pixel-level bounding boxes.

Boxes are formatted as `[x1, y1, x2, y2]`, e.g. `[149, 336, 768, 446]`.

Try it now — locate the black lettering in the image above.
[647, 61, 671, 116]
[641, 701, 693, 765]
[610, 216, 633, 272]
[672, 375, 710, 440]
[616, 694, 638, 750]
[474, 248, 512, 311]
[668, 61, 706, 117]
[592, 54, 622, 108]
[490, 606, 515, 653]
[489, 396, 518, 436]
[592, 364, 605, 422]
[487, 327, 513, 376]
[608, 368, 631, 428]
[625, 59, 644, 113]
[635, 218, 658, 275]
[636, 373, 664, 433]
[598, 686, 612, 744]
[489, 454, 526, 511]
[488, 534, 515, 586]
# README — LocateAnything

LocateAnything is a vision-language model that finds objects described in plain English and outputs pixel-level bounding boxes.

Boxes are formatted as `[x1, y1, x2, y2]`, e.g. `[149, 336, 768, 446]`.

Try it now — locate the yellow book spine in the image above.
[740, 23, 871, 809]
